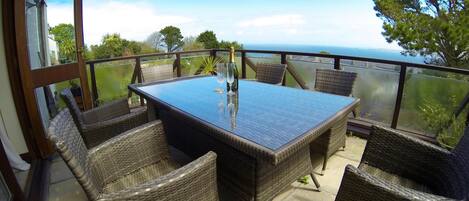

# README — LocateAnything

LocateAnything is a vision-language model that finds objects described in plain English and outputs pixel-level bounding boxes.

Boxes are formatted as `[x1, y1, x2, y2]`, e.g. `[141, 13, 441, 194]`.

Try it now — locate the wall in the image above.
[0, 5, 29, 154]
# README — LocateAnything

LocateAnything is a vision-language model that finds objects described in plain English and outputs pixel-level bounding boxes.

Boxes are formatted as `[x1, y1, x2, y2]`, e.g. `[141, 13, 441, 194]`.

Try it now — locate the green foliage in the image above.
[418, 96, 466, 148]
[49, 23, 76, 63]
[196, 31, 219, 49]
[90, 33, 145, 59]
[183, 36, 205, 51]
[319, 50, 330, 54]
[139, 42, 159, 54]
[201, 56, 223, 75]
[419, 98, 453, 134]
[438, 116, 466, 149]
[373, 0, 468, 67]
[297, 176, 309, 185]
[160, 26, 184, 52]
[219, 40, 243, 50]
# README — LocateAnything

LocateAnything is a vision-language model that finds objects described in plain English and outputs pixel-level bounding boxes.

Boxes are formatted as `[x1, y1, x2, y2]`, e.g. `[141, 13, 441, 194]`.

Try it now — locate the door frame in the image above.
[12, 0, 92, 158]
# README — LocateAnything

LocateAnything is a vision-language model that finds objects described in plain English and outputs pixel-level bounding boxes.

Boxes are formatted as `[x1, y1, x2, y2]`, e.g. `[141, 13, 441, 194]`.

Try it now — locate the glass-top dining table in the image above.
[129, 76, 359, 201]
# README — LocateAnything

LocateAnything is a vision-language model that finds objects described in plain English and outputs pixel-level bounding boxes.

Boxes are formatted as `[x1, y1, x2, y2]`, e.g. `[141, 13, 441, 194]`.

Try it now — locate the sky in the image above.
[46, 0, 401, 50]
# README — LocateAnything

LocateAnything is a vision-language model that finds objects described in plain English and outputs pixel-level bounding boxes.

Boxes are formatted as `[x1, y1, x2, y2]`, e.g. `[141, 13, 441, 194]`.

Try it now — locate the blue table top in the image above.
[136, 77, 357, 151]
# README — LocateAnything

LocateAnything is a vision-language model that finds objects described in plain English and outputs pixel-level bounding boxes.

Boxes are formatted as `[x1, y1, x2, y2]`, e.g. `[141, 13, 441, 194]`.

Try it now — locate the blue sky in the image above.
[47, 0, 400, 49]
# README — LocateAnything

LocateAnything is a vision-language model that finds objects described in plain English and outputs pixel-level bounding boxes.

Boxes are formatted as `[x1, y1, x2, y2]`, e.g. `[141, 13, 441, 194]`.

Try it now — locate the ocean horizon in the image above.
[244, 44, 426, 64]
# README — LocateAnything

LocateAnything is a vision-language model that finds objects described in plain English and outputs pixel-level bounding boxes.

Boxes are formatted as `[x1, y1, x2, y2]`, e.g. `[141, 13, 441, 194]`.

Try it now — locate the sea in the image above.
[244, 44, 426, 64]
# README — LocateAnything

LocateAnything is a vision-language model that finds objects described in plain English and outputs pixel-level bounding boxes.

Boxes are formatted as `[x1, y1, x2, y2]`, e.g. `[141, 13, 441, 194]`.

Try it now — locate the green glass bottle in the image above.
[226, 47, 239, 92]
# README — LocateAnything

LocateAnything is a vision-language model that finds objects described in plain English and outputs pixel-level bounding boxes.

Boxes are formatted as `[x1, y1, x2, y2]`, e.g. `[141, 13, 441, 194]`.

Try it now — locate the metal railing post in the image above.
[391, 65, 407, 128]
[210, 49, 216, 58]
[89, 62, 99, 106]
[135, 57, 145, 106]
[281, 53, 287, 86]
[334, 58, 341, 70]
[176, 53, 181, 77]
[241, 51, 246, 79]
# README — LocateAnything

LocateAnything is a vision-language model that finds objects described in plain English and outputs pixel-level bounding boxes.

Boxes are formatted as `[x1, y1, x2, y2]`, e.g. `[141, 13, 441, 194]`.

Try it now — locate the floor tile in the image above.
[50, 158, 74, 184]
[48, 179, 87, 201]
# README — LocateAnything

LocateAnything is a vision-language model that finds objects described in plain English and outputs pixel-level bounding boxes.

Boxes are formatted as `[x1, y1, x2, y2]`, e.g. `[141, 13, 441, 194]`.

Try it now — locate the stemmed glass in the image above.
[215, 63, 226, 93]
[226, 63, 235, 96]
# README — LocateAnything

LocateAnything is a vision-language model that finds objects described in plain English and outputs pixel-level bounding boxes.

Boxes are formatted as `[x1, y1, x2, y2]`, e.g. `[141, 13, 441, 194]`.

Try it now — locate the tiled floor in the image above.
[48, 136, 367, 201]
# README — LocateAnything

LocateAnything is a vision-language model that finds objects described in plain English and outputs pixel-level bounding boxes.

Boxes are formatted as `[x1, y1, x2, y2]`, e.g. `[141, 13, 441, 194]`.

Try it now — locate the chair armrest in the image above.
[98, 151, 218, 201]
[88, 121, 170, 189]
[81, 108, 148, 148]
[361, 125, 451, 182]
[336, 165, 455, 201]
[82, 99, 130, 123]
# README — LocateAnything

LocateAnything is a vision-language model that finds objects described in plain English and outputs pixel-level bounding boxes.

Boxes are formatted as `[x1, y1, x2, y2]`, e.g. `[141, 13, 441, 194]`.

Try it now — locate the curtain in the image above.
[0, 113, 30, 171]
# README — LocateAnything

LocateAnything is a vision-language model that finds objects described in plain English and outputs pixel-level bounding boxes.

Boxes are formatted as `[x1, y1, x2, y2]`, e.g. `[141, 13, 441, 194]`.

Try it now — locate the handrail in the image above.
[86, 48, 469, 134]
[214, 49, 469, 75]
[86, 49, 212, 65]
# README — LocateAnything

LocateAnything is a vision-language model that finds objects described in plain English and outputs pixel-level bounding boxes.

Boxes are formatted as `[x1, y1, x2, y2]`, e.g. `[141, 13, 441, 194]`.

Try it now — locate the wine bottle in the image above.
[226, 46, 239, 92]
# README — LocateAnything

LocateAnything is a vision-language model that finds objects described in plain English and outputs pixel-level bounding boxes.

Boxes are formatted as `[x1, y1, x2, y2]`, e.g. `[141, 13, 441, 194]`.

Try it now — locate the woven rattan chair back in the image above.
[450, 126, 469, 199]
[256, 63, 287, 84]
[141, 64, 174, 83]
[315, 69, 357, 96]
[47, 110, 101, 200]
[60, 89, 85, 130]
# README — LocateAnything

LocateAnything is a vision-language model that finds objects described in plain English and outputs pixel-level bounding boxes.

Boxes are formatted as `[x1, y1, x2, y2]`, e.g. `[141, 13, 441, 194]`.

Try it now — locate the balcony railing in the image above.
[85, 49, 469, 139]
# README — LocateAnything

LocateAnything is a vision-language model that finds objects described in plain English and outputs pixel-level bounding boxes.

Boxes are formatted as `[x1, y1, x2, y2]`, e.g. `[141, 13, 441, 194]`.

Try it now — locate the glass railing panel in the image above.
[216, 52, 244, 78]
[397, 68, 469, 140]
[140, 54, 176, 78]
[180, 52, 211, 76]
[87, 59, 135, 105]
[286, 55, 333, 89]
[342, 60, 400, 125]
[284, 71, 301, 89]
[245, 53, 281, 79]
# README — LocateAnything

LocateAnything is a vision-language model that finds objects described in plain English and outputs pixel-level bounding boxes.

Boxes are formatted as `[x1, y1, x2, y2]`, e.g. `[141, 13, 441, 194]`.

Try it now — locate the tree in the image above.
[196, 30, 219, 49]
[122, 40, 142, 56]
[183, 36, 205, 51]
[373, 0, 468, 67]
[90, 33, 144, 59]
[92, 33, 125, 59]
[219, 40, 243, 50]
[160, 26, 184, 52]
[49, 23, 76, 63]
[145, 31, 163, 51]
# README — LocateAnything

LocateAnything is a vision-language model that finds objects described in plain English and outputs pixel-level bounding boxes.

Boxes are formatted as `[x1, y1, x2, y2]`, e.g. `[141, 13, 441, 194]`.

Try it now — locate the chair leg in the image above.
[321, 154, 327, 175]
[310, 173, 321, 192]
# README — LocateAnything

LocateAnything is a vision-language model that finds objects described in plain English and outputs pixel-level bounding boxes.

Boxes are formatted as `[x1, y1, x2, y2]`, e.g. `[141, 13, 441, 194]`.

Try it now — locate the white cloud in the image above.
[45, 2, 400, 50]
[47, 1, 194, 45]
[238, 14, 306, 28]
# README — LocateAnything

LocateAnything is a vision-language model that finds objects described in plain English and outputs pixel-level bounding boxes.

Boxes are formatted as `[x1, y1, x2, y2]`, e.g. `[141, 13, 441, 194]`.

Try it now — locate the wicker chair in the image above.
[47, 109, 219, 201]
[311, 69, 357, 174]
[255, 63, 287, 85]
[335, 125, 469, 201]
[60, 88, 148, 148]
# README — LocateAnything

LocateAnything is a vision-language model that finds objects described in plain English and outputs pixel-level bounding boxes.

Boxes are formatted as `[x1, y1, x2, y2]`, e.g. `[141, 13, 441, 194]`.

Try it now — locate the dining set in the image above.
[47, 61, 469, 201]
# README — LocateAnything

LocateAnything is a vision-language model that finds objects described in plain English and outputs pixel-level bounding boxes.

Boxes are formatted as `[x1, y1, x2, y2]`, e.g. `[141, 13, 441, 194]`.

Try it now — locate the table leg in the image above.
[147, 103, 157, 121]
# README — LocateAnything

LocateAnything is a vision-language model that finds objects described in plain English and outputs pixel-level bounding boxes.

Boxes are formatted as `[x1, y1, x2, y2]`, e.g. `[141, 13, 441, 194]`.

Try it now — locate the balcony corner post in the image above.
[391, 64, 407, 128]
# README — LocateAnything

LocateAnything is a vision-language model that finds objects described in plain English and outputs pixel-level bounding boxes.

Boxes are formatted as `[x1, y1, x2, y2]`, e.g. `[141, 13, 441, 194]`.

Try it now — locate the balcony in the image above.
[45, 49, 468, 201]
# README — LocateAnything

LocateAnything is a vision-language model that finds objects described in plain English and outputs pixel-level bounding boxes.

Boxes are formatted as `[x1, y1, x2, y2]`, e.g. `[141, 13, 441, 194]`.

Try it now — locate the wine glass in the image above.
[226, 63, 235, 96]
[215, 63, 226, 93]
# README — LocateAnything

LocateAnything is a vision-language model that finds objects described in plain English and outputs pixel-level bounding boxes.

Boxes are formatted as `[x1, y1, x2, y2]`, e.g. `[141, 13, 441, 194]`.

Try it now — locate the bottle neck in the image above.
[229, 47, 235, 63]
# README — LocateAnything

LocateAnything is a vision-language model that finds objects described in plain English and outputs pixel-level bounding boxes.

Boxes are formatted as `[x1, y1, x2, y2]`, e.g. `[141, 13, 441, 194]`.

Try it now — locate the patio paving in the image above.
[48, 135, 366, 201]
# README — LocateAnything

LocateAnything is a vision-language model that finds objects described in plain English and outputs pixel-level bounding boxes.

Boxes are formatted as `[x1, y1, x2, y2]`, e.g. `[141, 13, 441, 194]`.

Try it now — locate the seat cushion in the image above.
[103, 158, 180, 193]
[360, 164, 433, 193]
